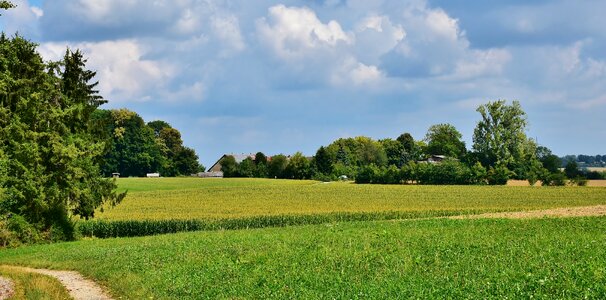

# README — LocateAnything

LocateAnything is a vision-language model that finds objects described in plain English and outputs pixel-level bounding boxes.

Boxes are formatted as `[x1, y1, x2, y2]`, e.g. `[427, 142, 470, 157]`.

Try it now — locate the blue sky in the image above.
[2, 0, 605, 166]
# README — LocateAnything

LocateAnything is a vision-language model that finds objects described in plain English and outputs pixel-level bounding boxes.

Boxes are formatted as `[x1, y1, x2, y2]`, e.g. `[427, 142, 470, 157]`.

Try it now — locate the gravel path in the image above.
[8, 267, 113, 300]
[450, 205, 606, 220]
[0, 276, 14, 300]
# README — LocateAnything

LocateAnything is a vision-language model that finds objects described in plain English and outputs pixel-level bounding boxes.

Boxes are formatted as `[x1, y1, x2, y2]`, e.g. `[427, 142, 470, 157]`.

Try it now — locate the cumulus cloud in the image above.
[211, 14, 246, 55]
[256, 4, 353, 60]
[38, 40, 174, 102]
[354, 15, 405, 64]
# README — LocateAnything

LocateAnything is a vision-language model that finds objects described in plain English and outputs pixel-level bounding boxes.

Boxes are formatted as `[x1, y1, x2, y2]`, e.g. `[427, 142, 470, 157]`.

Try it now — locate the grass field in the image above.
[99, 178, 606, 221]
[2, 217, 606, 298]
[4, 178, 606, 298]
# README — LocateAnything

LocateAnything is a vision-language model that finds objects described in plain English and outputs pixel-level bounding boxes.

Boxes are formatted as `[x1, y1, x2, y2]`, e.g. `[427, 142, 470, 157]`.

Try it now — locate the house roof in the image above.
[208, 153, 257, 172]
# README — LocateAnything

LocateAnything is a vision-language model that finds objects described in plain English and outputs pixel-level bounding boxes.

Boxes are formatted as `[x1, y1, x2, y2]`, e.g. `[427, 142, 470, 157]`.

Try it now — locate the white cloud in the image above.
[173, 8, 200, 35]
[425, 9, 461, 42]
[354, 15, 405, 64]
[211, 14, 246, 55]
[30, 6, 43, 18]
[332, 57, 384, 86]
[350, 63, 383, 84]
[256, 5, 353, 60]
[452, 49, 512, 79]
[38, 40, 173, 102]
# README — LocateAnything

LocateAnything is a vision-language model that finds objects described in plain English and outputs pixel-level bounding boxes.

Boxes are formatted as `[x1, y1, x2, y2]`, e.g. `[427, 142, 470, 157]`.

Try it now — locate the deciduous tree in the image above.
[424, 123, 467, 159]
[472, 100, 531, 169]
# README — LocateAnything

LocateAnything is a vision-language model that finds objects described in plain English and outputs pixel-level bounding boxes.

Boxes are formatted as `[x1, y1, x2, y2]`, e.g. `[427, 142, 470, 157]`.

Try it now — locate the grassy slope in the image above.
[2, 217, 606, 299]
[99, 178, 606, 221]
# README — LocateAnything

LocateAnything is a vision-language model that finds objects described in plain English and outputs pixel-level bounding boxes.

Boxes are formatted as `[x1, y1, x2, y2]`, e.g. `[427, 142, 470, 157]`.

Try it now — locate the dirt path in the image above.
[8, 267, 112, 300]
[451, 205, 606, 220]
[0, 276, 14, 300]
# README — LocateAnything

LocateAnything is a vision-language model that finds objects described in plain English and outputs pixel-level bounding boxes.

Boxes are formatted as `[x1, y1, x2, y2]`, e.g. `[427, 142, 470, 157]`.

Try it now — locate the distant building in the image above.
[427, 155, 447, 163]
[195, 171, 224, 178]
[208, 153, 258, 172]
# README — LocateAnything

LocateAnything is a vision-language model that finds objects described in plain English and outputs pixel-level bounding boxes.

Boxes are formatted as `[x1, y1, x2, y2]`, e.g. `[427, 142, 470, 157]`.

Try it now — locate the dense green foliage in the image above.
[0, 35, 124, 243]
[424, 123, 466, 159]
[3, 217, 606, 298]
[93, 109, 202, 177]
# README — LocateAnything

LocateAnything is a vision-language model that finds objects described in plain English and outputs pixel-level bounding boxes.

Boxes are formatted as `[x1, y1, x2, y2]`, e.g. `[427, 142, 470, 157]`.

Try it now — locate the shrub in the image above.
[585, 171, 604, 180]
[381, 165, 402, 184]
[542, 173, 567, 186]
[470, 162, 487, 185]
[487, 164, 511, 185]
[6, 215, 40, 244]
[356, 164, 380, 184]
[0, 218, 19, 248]
[570, 177, 588, 187]
[312, 173, 335, 182]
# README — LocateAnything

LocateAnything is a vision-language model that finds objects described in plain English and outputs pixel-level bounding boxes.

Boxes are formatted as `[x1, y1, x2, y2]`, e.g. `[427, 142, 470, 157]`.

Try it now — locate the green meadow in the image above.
[2, 217, 606, 298]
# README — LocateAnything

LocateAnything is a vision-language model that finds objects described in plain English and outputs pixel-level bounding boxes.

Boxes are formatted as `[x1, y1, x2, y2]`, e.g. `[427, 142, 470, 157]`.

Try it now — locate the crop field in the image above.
[99, 178, 606, 221]
[2, 217, 606, 298]
[3, 178, 606, 298]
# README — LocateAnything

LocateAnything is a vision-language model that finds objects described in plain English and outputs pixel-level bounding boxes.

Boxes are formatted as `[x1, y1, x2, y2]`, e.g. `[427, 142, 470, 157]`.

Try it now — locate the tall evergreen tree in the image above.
[0, 35, 124, 241]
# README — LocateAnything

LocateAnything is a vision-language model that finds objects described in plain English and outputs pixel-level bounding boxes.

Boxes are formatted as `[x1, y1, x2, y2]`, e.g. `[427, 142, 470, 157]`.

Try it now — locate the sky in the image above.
[1, 0, 605, 167]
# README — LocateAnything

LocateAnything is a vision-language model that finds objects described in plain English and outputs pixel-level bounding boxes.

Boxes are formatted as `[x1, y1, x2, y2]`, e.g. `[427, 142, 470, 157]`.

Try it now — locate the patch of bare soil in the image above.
[0, 276, 14, 300]
[589, 180, 606, 187]
[11, 267, 112, 300]
[451, 205, 606, 220]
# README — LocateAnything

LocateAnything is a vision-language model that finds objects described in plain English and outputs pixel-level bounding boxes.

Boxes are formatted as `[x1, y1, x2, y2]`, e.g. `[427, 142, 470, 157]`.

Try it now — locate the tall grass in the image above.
[0, 266, 71, 299]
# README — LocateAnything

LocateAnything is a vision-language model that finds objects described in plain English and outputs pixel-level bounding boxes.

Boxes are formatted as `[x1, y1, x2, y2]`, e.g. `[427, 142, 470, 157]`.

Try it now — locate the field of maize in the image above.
[77, 177, 606, 238]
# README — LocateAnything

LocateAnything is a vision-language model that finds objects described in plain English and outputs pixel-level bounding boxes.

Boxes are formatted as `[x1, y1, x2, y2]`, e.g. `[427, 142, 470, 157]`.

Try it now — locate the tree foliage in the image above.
[91, 112, 201, 177]
[0, 35, 124, 241]
[268, 154, 288, 178]
[472, 100, 540, 180]
[424, 123, 466, 159]
[285, 152, 311, 179]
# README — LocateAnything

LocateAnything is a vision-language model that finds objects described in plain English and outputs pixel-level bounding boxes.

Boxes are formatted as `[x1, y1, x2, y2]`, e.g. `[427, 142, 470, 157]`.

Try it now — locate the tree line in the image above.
[221, 100, 599, 185]
[92, 109, 203, 177]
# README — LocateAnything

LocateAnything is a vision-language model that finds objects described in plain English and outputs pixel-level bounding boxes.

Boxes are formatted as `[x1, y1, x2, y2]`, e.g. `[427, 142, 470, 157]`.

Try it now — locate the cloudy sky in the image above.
[2, 0, 605, 166]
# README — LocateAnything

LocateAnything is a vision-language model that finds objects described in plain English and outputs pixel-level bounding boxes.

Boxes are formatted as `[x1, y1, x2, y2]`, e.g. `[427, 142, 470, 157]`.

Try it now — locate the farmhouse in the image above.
[418, 155, 449, 164]
[208, 153, 258, 172]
